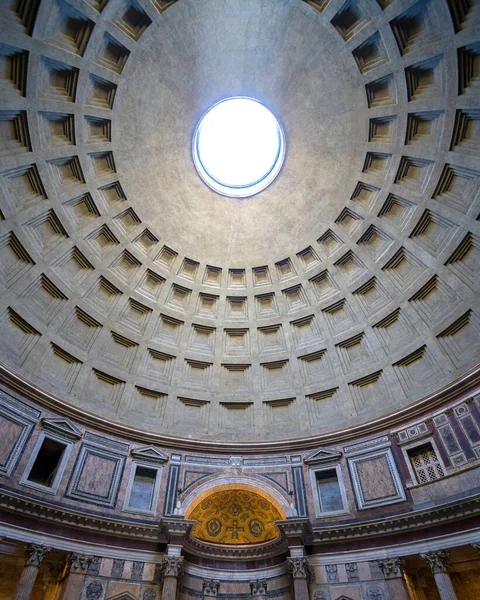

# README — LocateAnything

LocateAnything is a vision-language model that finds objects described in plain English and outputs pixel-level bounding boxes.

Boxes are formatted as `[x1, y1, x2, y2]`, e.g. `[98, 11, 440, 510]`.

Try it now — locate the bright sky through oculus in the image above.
[193, 97, 285, 198]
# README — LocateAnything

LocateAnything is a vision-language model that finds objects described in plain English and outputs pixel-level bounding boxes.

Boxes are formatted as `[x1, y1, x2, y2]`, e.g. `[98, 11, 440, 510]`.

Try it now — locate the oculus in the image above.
[193, 97, 285, 198]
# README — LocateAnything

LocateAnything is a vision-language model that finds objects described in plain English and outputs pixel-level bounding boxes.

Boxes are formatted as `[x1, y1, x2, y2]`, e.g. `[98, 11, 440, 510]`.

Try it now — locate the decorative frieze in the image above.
[325, 564, 338, 583]
[85, 581, 104, 600]
[346, 562, 359, 581]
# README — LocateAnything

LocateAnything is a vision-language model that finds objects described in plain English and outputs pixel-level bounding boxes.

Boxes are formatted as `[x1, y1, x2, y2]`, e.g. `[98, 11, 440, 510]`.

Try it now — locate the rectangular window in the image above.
[408, 442, 445, 484]
[127, 466, 157, 511]
[316, 468, 344, 513]
[26, 437, 67, 488]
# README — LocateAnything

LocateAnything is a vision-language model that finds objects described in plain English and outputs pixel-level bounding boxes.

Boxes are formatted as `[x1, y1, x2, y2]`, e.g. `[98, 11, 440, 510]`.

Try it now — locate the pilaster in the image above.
[13, 544, 51, 600]
[420, 551, 458, 600]
[376, 558, 411, 600]
[287, 557, 311, 600]
[59, 553, 93, 600]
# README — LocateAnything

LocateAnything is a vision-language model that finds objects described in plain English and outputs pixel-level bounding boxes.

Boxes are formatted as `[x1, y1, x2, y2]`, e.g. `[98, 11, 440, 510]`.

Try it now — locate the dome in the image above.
[0, 0, 479, 446]
[1, 2, 480, 599]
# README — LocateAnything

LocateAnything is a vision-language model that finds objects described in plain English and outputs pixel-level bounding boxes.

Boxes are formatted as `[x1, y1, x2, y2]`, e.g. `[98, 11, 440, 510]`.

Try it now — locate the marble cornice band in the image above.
[1, 488, 479, 548]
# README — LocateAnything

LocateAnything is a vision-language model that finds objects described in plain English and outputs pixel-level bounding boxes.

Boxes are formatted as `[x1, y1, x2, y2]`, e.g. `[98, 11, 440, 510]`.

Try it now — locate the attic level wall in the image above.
[1, 377, 480, 548]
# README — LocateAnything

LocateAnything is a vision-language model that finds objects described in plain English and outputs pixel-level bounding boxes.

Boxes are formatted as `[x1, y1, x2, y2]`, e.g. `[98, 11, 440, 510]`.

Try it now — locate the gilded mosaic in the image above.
[189, 489, 282, 545]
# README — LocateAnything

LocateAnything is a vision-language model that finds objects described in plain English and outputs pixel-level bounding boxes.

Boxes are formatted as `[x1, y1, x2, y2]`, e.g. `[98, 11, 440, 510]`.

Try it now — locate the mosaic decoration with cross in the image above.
[188, 488, 282, 545]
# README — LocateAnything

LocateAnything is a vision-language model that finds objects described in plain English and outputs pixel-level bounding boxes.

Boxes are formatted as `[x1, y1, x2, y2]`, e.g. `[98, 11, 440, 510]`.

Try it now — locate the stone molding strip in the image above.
[308, 527, 480, 566]
[0, 488, 479, 548]
[0, 522, 164, 563]
[1, 363, 479, 453]
[311, 495, 480, 543]
[0, 487, 167, 541]
[183, 534, 288, 561]
[0, 524, 478, 573]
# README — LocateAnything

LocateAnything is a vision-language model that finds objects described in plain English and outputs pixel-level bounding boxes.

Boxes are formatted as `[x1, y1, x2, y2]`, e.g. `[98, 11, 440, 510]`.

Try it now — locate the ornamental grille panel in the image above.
[409, 443, 445, 484]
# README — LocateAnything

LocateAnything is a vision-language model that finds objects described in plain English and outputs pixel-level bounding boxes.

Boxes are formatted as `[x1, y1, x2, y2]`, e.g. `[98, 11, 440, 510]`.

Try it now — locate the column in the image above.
[160, 556, 184, 600]
[13, 543, 51, 600]
[203, 579, 220, 600]
[59, 553, 92, 600]
[287, 557, 311, 600]
[377, 557, 411, 600]
[420, 550, 458, 600]
[250, 579, 267, 600]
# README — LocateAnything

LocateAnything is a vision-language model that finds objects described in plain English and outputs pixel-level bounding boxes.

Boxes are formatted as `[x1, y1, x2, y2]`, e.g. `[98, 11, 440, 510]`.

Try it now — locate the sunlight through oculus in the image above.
[193, 97, 285, 198]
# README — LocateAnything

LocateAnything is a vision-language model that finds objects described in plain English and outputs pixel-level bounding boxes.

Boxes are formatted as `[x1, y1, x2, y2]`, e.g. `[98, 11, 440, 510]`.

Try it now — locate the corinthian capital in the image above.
[287, 557, 312, 581]
[420, 550, 449, 574]
[250, 580, 267, 596]
[68, 552, 93, 574]
[161, 556, 184, 577]
[377, 557, 404, 579]
[203, 579, 220, 596]
[25, 543, 51, 567]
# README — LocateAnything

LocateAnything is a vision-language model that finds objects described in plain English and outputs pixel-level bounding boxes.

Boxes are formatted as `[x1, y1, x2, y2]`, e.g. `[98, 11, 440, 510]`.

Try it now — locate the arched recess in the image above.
[181, 476, 292, 519]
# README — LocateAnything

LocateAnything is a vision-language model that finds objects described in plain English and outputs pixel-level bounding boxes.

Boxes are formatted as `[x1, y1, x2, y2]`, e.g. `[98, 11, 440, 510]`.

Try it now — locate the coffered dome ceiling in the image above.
[0, 0, 479, 443]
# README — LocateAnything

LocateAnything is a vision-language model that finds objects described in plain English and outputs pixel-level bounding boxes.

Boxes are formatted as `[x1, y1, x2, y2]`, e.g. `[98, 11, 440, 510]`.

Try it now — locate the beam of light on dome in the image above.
[193, 97, 285, 198]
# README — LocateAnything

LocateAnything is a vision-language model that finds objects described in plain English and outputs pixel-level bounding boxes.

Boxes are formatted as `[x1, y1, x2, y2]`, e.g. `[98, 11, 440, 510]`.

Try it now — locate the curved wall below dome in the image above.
[0, 373, 480, 598]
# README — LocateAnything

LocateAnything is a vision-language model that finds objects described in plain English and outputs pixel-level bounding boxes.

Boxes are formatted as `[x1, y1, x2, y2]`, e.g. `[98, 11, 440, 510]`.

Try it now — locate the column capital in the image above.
[377, 557, 405, 579]
[472, 543, 480, 553]
[203, 579, 220, 596]
[25, 543, 51, 567]
[287, 557, 312, 581]
[420, 550, 449, 574]
[250, 580, 267, 596]
[68, 552, 93, 574]
[161, 555, 184, 578]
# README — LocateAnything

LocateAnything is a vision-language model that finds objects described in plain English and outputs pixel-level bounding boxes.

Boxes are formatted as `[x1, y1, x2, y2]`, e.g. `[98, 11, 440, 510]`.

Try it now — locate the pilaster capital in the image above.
[68, 552, 93, 574]
[376, 557, 404, 579]
[161, 555, 184, 578]
[420, 550, 449, 574]
[250, 580, 267, 596]
[25, 543, 51, 567]
[286, 557, 312, 581]
[203, 579, 220, 596]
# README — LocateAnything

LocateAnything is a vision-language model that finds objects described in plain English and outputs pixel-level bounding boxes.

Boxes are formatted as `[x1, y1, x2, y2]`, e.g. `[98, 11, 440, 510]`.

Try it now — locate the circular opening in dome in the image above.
[193, 97, 285, 198]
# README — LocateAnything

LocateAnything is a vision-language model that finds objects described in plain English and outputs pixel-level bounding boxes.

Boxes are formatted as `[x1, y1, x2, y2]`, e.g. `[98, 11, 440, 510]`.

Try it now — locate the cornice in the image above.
[0, 486, 479, 553]
[310, 495, 480, 544]
[183, 535, 289, 561]
[0, 487, 167, 542]
[1, 363, 479, 454]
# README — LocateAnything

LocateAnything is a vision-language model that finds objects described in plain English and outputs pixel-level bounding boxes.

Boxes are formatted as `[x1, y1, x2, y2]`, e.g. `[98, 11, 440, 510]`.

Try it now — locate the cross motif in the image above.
[227, 520, 244, 540]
